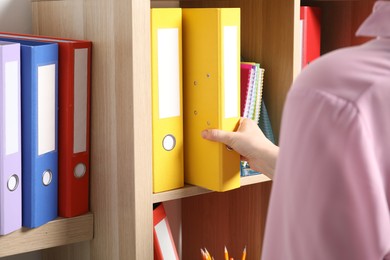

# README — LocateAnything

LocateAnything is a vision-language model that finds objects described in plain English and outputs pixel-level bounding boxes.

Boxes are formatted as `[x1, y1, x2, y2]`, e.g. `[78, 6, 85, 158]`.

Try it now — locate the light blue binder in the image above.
[0, 37, 59, 228]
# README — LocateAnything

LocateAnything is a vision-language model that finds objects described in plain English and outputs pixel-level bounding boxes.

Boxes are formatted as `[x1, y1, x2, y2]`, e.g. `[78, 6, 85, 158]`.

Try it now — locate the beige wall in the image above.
[0, 0, 32, 34]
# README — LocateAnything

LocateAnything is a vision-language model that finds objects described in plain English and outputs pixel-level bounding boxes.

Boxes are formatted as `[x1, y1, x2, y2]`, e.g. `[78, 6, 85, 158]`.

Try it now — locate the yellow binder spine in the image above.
[183, 8, 241, 192]
[151, 8, 184, 193]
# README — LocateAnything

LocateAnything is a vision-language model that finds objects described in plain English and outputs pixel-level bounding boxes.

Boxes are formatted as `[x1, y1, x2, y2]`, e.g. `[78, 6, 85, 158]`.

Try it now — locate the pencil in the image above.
[204, 247, 212, 260]
[241, 246, 247, 260]
[224, 246, 229, 260]
[200, 248, 206, 260]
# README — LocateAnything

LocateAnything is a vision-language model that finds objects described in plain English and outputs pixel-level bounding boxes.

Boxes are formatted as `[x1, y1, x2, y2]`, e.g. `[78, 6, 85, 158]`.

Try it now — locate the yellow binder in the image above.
[151, 8, 184, 193]
[182, 8, 241, 191]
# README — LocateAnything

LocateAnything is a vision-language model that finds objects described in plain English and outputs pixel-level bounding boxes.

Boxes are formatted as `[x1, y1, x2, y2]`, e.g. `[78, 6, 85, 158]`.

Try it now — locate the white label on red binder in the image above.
[223, 25, 239, 119]
[38, 64, 56, 155]
[157, 28, 180, 119]
[74, 48, 88, 153]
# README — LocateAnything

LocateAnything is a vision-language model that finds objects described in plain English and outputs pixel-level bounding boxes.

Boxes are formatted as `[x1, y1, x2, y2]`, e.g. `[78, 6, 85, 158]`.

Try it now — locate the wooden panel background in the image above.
[32, 0, 153, 259]
[182, 182, 272, 260]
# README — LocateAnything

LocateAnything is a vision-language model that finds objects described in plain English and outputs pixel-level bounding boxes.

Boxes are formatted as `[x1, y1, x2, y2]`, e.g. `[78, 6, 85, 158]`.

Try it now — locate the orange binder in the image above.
[0, 32, 92, 217]
[153, 203, 179, 260]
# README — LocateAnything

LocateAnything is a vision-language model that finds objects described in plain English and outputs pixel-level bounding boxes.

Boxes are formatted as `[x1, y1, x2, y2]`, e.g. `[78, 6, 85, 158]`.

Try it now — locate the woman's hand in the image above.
[201, 118, 279, 179]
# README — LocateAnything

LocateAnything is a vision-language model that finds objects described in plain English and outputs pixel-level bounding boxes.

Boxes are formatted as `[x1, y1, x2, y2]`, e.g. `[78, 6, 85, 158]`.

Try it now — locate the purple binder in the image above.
[0, 41, 22, 235]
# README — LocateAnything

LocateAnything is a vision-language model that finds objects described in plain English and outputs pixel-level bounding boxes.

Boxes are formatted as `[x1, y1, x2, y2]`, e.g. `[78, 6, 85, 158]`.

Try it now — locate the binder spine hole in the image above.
[42, 170, 53, 186]
[7, 174, 19, 191]
[162, 134, 176, 151]
[74, 163, 87, 178]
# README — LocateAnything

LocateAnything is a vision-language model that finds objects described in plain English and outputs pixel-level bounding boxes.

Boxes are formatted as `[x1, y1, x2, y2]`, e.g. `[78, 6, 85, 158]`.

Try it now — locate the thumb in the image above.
[201, 129, 234, 146]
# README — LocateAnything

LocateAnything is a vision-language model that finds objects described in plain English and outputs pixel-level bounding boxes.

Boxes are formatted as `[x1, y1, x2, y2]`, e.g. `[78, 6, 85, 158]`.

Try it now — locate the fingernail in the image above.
[201, 130, 208, 138]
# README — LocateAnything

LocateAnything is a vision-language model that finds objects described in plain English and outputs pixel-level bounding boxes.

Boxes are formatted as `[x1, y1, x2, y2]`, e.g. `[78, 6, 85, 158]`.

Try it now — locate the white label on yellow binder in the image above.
[5, 60, 19, 155]
[74, 48, 88, 153]
[38, 64, 56, 155]
[157, 28, 180, 119]
[223, 26, 238, 119]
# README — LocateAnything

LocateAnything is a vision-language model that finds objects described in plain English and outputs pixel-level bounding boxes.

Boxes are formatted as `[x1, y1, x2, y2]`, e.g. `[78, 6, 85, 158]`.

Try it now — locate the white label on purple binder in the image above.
[5, 60, 19, 155]
[74, 48, 88, 153]
[38, 64, 56, 155]
[157, 28, 180, 119]
[223, 25, 238, 119]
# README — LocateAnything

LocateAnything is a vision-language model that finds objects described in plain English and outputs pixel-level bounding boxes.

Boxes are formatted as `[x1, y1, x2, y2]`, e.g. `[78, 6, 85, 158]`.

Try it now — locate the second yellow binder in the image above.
[182, 8, 241, 192]
[151, 8, 184, 193]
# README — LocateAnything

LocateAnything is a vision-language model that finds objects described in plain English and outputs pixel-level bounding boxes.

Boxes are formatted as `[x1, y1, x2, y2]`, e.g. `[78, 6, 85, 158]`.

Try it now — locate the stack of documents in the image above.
[240, 61, 275, 176]
[240, 62, 264, 123]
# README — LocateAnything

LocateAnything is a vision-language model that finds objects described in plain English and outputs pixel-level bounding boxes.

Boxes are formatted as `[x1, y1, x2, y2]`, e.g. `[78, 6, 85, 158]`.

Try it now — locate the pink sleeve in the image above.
[262, 89, 390, 260]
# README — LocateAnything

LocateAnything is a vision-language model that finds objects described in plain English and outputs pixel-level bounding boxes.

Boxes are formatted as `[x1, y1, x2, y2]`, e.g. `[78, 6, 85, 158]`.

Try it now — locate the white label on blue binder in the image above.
[74, 48, 88, 153]
[223, 26, 238, 119]
[157, 28, 180, 119]
[5, 60, 19, 155]
[155, 219, 177, 259]
[38, 64, 56, 155]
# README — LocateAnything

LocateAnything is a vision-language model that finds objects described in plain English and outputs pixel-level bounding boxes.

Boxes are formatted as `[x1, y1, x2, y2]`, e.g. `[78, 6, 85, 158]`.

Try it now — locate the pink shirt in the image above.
[262, 2, 390, 259]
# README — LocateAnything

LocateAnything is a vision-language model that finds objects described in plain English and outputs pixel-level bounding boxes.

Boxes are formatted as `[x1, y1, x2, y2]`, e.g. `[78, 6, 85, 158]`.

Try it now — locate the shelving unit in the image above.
[0, 0, 375, 259]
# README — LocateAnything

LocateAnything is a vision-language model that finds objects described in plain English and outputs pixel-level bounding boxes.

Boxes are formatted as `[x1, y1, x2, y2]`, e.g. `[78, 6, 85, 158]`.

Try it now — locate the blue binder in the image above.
[0, 37, 59, 228]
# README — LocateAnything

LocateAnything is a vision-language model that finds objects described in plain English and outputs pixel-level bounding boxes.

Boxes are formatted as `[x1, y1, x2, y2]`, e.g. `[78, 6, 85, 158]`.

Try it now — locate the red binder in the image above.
[300, 6, 321, 68]
[0, 32, 92, 217]
[153, 203, 179, 260]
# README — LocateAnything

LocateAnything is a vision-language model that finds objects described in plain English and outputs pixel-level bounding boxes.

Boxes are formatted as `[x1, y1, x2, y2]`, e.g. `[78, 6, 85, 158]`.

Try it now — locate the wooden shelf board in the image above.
[153, 184, 213, 203]
[241, 173, 271, 186]
[0, 212, 93, 258]
[153, 174, 271, 203]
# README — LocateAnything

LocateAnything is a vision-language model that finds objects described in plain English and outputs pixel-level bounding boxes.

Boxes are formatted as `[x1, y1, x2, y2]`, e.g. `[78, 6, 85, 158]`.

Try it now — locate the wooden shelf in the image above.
[0, 213, 93, 258]
[241, 173, 271, 186]
[153, 174, 271, 203]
